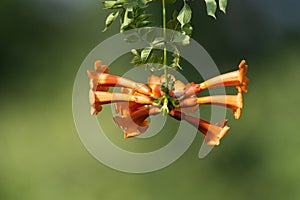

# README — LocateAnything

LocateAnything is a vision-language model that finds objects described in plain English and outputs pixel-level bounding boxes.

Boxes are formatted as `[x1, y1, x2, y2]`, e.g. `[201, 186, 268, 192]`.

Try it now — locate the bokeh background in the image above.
[1, 0, 300, 199]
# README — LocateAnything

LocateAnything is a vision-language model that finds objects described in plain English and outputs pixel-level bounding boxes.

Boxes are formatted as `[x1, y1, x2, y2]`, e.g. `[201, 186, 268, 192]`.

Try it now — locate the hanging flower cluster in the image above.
[88, 60, 248, 146]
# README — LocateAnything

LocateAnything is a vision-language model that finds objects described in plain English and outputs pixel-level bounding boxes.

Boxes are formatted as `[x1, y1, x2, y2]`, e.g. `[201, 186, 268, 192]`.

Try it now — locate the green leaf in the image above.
[120, 8, 134, 32]
[126, 2, 135, 11]
[141, 47, 152, 62]
[103, 1, 117, 9]
[182, 23, 193, 36]
[102, 0, 125, 9]
[151, 37, 165, 47]
[204, 0, 217, 19]
[103, 11, 119, 32]
[126, 0, 148, 10]
[135, 14, 151, 21]
[131, 55, 143, 66]
[145, 28, 157, 42]
[148, 53, 163, 64]
[170, 54, 182, 70]
[170, 45, 182, 70]
[177, 3, 192, 27]
[219, 0, 227, 13]
[167, 19, 177, 30]
[137, 20, 151, 28]
[137, 0, 149, 8]
[124, 35, 140, 43]
[172, 32, 190, 46]
[131, 49, 139, 56]
[131, 49, 143, 66]
[166, 10, 181, 31]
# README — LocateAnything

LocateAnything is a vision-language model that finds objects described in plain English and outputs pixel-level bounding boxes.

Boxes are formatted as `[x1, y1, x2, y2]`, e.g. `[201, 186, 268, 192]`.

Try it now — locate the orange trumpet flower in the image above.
[89, 90, 153, 116]
[87, 59, 249, 145]
[170, 109, 230, 146]
[88, 60, 151, 95]
[88, 60, 110, 92]
[114, 106, 161, 138]
[113, 88, 161, 138]
[200, 60, 248, 92]
[197, 86, 244, 119]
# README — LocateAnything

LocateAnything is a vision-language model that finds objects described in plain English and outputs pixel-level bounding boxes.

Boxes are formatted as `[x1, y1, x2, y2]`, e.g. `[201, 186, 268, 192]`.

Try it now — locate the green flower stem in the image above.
[161, 97, 169, 116]
[162, 0, 168, 84]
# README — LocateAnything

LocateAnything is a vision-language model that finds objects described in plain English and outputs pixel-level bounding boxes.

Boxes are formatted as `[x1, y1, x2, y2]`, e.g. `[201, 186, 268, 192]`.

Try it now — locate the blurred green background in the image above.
[1, 0, 300, 199]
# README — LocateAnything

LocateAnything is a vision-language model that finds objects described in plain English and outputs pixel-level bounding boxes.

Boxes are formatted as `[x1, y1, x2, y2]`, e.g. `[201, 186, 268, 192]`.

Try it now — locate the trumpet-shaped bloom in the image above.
[200, 60, 248, 92]
[170, 109, 230, 146]
[95, 73, 151, 95]
[113, 88, 160, 138]
[89, 89, 153, 116]
[87, 60, 249, 144]
[197, 86, 244, 119]
[87, 60, 110, 91]
[87, 60, 152, 115]
[114, 106, 161, 138]
[87, 60, 151, 95]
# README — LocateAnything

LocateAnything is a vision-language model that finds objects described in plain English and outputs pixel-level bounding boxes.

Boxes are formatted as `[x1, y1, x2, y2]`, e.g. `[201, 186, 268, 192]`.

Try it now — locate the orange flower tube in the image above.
[87, 60, 151, 95]
[114, 106, 161, 138]
[199, 60, 248, 93]
[89, 90, 153, 115]
[197, 86, 244, 119]
[170, 109, 230, 146]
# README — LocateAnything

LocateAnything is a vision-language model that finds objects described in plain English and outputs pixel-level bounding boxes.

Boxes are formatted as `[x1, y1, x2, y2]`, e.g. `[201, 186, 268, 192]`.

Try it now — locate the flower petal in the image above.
[94, 60, 109, 74]
[184, 82, 201, 97]
[172, 80, 186, 98]
[160, 74, 175, 83]
[113, 106, 160, 138]
[179, 97, 197, 107]
[114, 88, 146, 116]
[184, 115, 230, 146]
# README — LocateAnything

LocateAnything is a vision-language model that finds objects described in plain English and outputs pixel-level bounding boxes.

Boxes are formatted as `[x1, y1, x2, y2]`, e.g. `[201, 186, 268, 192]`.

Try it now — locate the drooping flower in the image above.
[87, 59, 249, 145]
[113, 88, 161, 138]
[114, 88, 145, 116]
[87, 60, 152, 115]
[114, 106, 161, 138]
[197, 86, 244, 119]
[89, 90, 153, 116]
[87, 60, 151, 95]
[87, 61, 110, 115]
[199, 60, 248, 92]
[170, 109, 230, 146]
[87, 60, 110, 92]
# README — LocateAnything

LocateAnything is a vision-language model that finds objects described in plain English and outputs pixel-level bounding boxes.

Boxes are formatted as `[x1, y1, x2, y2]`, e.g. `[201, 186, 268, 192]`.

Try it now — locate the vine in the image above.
[101, 0, 228, 115]
[87, 0, 249, 145]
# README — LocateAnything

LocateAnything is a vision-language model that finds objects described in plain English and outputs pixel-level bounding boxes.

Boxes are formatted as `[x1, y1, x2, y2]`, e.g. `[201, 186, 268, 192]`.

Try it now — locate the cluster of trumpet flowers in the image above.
[88, 60, 248, 146]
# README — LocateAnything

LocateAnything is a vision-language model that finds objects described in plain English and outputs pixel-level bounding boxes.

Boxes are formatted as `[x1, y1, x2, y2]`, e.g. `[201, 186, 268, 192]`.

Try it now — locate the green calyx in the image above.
[153, 80, 180, 116]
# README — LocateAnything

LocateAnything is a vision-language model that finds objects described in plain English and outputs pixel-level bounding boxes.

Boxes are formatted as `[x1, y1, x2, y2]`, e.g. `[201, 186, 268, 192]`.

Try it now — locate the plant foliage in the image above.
[102, 0, 228, 70]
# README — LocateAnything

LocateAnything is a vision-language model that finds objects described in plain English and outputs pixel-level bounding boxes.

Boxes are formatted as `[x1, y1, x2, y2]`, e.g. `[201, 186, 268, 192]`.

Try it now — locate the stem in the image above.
[162, 0, 168, 84]
[160, 0, 171, 115]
